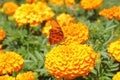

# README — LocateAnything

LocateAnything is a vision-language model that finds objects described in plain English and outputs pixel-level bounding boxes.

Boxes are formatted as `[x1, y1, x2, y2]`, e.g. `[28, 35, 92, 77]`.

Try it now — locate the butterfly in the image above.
[49, 19, 65, 45]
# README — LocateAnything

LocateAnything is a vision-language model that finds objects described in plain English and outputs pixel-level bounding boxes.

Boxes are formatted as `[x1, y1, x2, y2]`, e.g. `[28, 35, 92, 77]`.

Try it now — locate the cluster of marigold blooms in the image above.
[0, 29, 37, 79]
[1, 0, 120, 80]
[42, 9, 120, 80]
[0, 0, 104, 28]
[99, 6, 120, 20]
[42, 13, 100, 79]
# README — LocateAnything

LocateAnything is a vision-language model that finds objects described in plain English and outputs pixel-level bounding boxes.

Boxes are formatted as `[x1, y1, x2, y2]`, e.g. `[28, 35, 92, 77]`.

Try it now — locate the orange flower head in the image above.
[112, 71, 120, 80]
[0, 75, 15, 80]
[0, 29, 6, 41]
[49, 0, 75, 6]
[14, 2, 54, 27]
[80, 0, 103, 10]
[2, 2, 18, 15]
[99, 6, 120, 20]
[16, 71, 36, 80]
[56, 13, 75, 27]
[26, 0, 36, 3]
[99, 6, 119, 20]
[114, 6, 120, 20]
[45, 43, 98, 79]
[108, 39, 120, 62]
[62, 22, 89, 45]
[0, 51, 24, 75]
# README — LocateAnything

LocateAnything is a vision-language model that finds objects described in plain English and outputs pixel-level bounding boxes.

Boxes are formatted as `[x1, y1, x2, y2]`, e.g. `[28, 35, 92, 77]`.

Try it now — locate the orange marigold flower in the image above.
[62, 22, 89, 45]
[114, 6, 120, 20]
[0, 44, 3, 53]
[0, 51, 24, 75]
[14, 2, 54, 27]
[56, 13, 75, 27]
[49, 0, 75, 6]
[0, 29, 6, 41]
[26, 0, 36, 3]
[80, 0, 103, 10]
[0, 75, 15, 80]
[99, 6, 120, 20]
[2, 2, 18, 15]
[45, 43, 98, 79]
[108, 39, 120, 62]
[112, 71, 120, 80]
[99, 8, 114, 19]
[16, 71, 36, 80]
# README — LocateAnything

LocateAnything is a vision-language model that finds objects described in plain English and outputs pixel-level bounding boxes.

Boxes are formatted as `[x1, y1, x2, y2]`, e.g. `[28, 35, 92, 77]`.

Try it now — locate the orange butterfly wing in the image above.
[49, 19, 64, 45]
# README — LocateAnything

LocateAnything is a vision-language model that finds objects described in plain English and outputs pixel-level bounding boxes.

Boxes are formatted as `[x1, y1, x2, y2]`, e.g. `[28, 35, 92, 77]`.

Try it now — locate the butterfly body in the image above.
[49, 19, 64, 45]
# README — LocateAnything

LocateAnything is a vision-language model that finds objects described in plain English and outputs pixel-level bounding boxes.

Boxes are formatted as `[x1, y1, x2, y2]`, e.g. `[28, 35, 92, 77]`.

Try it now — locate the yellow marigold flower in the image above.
[42, 20, 52, 38]
[45, 44, 98, 79]
[80, 0, 103, 10]
[49, 0, 75, 6]
[108, 39, 120, 62]
[16, 71, 36, 80]
[2, 2, 18, 15]
[0, 51, 24, 75]
[56, 13, 75, 27]
[0, 75, 15, 80]
[62, 22, 89, 45]
[14, 2, 54, 27]
[0, 29, 6, 41]
[112, 71, 120, 80]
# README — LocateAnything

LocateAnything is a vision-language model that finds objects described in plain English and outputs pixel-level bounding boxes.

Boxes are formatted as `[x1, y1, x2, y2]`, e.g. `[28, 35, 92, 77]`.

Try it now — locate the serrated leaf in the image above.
[104, 73, 114, 77]
[100, 76, 111, 80]
[110, 63, 119, 68]
[28, 52, 37, 62]
[24, 60, 34, 63]
[107, 67, 119, 72]
[35, 51, 44, 61]
[91, 69, 97, 75]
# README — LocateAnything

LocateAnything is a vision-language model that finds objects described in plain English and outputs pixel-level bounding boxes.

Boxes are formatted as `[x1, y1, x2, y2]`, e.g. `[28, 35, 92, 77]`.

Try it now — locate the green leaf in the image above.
[35, 51, 44, 61]
[28, 52, 37, 62]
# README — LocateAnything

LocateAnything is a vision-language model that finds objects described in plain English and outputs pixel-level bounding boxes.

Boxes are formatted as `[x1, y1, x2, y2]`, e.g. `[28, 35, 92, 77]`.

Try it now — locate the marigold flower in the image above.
[0, 75, 15, 80]
[42, 20, 52, 38]
[112, 71, 120, 80]
[0, 51, 24, 75]
[14, 2, 54, 27]
[16, 71, 36, 80]
[56, 13, 75, 27]
[26, 0, 36, 3]
[0, 29, 6, 41]
[80, 0, 103, 10]
[2, 2, 18, 15]
[0, 44, 3, 53]
[114, 6, 120, 20]
[62, 22, 89, 45]
[49, 0, 75, 6]
[99, 6, 120, 20]
[45, 43, 98, 79]
[108, 39, 120, 62]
